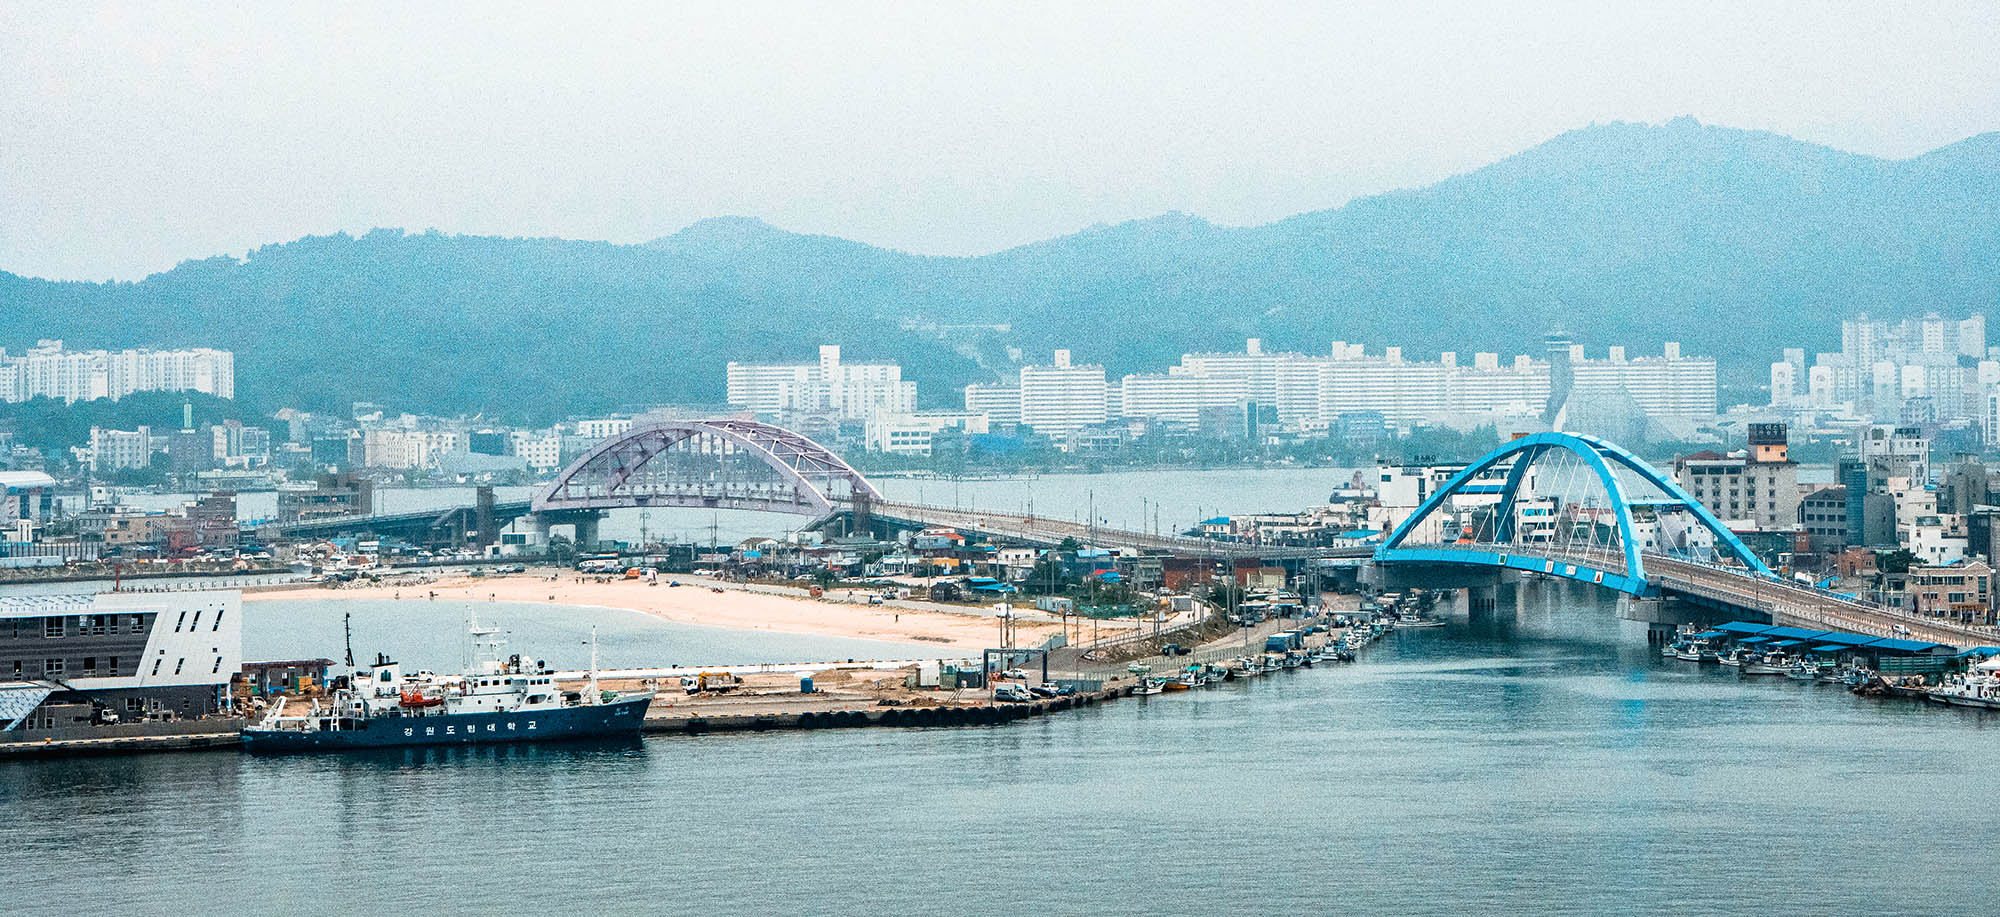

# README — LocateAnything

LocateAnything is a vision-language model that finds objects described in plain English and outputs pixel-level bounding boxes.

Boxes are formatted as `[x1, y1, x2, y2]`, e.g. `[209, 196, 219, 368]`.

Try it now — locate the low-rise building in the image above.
[1904, 561, 1995, 625]
[864, 410, 991, 455]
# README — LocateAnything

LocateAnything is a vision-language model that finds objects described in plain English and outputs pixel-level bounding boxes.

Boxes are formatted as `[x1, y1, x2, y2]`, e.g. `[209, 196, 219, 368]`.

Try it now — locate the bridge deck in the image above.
[1379, 543, 1995, 647]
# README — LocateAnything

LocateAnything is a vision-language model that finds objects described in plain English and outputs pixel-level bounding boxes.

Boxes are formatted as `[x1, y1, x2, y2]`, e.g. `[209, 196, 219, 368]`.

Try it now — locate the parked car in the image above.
[993, 683, 1033, 703]
[1001, 668, 1029, 681]
[1027, 684, 1057, 698]
[1161, 643, 1189, 657]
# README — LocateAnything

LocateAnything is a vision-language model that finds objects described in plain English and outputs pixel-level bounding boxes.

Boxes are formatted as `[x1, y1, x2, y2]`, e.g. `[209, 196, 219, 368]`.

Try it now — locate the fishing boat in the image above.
[243, 621, 652, 753]
[1718, 647, 1751, 667]
[1394, 611, 1445, 628]
[1673, 638, 1708, 662]
[1741, 651, 1790, 676]
[1926, 657, 2000, 709]
[1133, 677, 1167, 696]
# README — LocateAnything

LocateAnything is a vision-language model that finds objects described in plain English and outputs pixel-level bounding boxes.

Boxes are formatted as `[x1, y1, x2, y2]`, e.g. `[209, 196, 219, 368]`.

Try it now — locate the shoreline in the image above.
[243, 572, 1084, 652]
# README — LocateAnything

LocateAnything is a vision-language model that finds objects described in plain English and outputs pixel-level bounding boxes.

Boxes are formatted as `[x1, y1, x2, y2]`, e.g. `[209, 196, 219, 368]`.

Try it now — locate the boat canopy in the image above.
[1738, 636, 1771, 645]
[1691, 630, 1726, 639]
[1762, 626, 1828, 641]
[1976, 655, 2000, 672]
[1716, 622, 1778, 635]
[1809, 645, 1847, 654]
[1958, 646, 2000, 659]
[1770, 639, 1805, 647]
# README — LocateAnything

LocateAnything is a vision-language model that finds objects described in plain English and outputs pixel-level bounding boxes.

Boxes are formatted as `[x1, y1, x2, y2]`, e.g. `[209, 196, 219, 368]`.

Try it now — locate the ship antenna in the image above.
[343, 610, 354, 669]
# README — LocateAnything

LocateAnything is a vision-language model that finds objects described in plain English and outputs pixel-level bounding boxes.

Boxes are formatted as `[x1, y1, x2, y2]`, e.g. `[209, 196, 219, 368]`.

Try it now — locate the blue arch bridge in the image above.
[268, 424, 1986, 646]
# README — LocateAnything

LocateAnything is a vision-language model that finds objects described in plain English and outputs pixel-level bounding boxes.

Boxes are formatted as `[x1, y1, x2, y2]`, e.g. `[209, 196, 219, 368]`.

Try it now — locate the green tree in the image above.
[1876, 549, 1917, 575]
[548, 534, 577, 567]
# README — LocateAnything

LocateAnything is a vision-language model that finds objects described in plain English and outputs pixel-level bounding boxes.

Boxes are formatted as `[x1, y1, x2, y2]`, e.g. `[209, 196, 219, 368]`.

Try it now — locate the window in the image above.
[44, 617, 63, 638]
[150, 659, 161, 676]
[172, 658, 183, 676]
[124, 697, 144, 712]
[9, 661, 19, 677]
[211, 610, 224, 632]
[81, 657, 96, 676]
[211, 657, 222, 674]
[107, 656, 119, 676]
[44, 658, 63, 676]
[189, 611, 201, 631]
[174, 611, 186, 632]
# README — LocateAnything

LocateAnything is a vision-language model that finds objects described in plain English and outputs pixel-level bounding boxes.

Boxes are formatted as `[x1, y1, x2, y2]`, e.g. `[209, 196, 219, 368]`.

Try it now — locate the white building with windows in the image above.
[1566, 343, 1716, 418]
[1019, 350, 1107, 436]
[963, 384, 1022, 426]
[572, 418, 633, 440]
[1117, 372, 1251, 429]
[864, 410, 991, 455]
[725, 345, 915, 422]
[0, 340, 233, 403]
[88, 427, 154, 473]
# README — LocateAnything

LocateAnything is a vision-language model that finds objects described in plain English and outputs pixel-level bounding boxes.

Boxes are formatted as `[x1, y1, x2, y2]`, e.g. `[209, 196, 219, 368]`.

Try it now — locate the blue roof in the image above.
[1717, 622, 1777, 635]
[1763, 626, 1826, 640]
[1738, 636, 1771, 644]
[1201, 517, 1230, 525]
[1692, 630, 1726, 639]
[1858, 637, 1951, 654]
[1335, 529, 1382, 539]
[1956, 646, 2000, 657]
[1770, 639, 1804, 647]
[1810, 645, 1848, 653]
[1800, 632, 1872, 646]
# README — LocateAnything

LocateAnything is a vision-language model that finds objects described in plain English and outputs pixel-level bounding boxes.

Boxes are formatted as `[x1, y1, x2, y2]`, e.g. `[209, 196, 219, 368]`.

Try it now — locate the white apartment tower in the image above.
[725, 345, 915, 422]
[1019, 350, 1107, 435]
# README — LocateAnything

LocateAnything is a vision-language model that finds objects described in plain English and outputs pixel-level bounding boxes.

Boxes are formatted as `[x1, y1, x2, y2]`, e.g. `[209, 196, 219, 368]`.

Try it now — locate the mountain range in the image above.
[4, 116, 1996, 422]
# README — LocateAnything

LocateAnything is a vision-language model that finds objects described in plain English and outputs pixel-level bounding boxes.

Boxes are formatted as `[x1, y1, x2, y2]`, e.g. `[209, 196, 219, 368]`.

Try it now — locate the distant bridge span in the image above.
[534, 419, 882, 520]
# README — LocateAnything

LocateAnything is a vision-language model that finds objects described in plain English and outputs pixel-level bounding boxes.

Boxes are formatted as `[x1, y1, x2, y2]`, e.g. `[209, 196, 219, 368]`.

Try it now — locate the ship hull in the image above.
[242, 695, 652, 753]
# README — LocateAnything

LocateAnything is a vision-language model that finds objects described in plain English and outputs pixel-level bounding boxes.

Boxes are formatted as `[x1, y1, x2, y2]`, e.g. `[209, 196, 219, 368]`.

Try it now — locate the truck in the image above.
[681, 672, 743, 695]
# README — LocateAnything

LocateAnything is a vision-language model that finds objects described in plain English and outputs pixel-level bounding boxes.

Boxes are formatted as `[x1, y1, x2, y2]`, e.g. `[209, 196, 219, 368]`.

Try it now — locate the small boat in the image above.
[1133, 677, 1167, 696]
[1742, 651, 1789, 676]
[1717, 647, 1749, 667]
[1395, 612, 1445, 628]
[1674, 639, 1708, 662]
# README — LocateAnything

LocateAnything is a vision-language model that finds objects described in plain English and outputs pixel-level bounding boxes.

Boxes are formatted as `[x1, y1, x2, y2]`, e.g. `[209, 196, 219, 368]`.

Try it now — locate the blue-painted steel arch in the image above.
[1374, 432, 1775, 597]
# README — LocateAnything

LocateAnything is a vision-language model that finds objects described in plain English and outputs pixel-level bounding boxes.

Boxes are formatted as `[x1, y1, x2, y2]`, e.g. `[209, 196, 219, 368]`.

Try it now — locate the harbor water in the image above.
[6, 579, 1995, 914]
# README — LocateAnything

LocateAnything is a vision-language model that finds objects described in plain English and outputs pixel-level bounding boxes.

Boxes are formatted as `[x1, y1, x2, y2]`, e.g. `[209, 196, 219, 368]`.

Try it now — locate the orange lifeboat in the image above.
[399, 689, 444, 708]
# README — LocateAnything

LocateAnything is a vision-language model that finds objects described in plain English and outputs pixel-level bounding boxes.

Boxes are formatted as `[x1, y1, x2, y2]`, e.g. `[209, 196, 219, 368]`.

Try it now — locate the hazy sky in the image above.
[4, 2, 1998, 281]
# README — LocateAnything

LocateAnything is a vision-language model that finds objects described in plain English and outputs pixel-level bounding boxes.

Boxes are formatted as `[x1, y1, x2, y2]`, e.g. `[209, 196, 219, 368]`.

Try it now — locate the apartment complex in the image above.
[726, 345, 915, 422]
[1773, 313, 1991, 422]
[1018, 350, 1108, 435]
[0, 340, 234, 404]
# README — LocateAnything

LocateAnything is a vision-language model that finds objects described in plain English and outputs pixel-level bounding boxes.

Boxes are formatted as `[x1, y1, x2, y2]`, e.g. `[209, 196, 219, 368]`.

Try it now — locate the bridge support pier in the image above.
[530, 510, 607, 551]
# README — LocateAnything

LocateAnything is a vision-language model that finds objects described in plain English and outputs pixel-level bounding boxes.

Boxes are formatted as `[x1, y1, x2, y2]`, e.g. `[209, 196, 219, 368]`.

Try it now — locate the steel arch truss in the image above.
[1373, 432, 1774, 597]
[534, 420, 883, 519]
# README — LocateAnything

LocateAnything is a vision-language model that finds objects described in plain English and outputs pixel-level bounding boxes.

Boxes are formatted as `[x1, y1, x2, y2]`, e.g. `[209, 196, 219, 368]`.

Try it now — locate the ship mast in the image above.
[343, 610, 355, 669]
[587, 626, 600, 702]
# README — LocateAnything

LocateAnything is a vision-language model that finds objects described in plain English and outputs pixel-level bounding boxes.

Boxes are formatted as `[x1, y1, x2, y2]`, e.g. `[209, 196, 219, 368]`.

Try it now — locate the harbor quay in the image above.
[0, 589, 1382, 758]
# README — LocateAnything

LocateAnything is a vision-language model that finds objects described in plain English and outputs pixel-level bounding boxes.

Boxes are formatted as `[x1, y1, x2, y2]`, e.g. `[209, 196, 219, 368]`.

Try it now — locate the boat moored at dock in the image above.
[242, 621, 653, 753]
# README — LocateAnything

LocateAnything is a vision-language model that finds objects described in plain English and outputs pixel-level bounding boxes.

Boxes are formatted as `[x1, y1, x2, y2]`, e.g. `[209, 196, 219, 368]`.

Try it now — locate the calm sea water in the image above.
[5, 580, 1994, 915]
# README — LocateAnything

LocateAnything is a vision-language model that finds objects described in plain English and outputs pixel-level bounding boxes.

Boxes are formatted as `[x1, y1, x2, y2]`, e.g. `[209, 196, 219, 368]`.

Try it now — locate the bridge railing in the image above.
[868, 501, 1346, 559]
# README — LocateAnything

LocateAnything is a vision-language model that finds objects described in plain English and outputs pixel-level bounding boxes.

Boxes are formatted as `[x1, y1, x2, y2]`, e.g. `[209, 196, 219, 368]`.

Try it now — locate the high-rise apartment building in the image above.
[725, 345, 915, 422]
[962, 384, 1022, 426]
[1019, 350, 1107, 435]
[1567, 342, 1716, 418]
[0, 341, 233, 404]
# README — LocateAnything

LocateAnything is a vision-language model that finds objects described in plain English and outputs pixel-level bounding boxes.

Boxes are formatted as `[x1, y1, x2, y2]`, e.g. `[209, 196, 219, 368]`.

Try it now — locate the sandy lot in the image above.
[244, 572, 1084, 651]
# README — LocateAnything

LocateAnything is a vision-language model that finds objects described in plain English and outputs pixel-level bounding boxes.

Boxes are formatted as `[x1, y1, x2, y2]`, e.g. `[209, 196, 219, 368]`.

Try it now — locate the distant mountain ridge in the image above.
[3, 117, 1996, 422]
